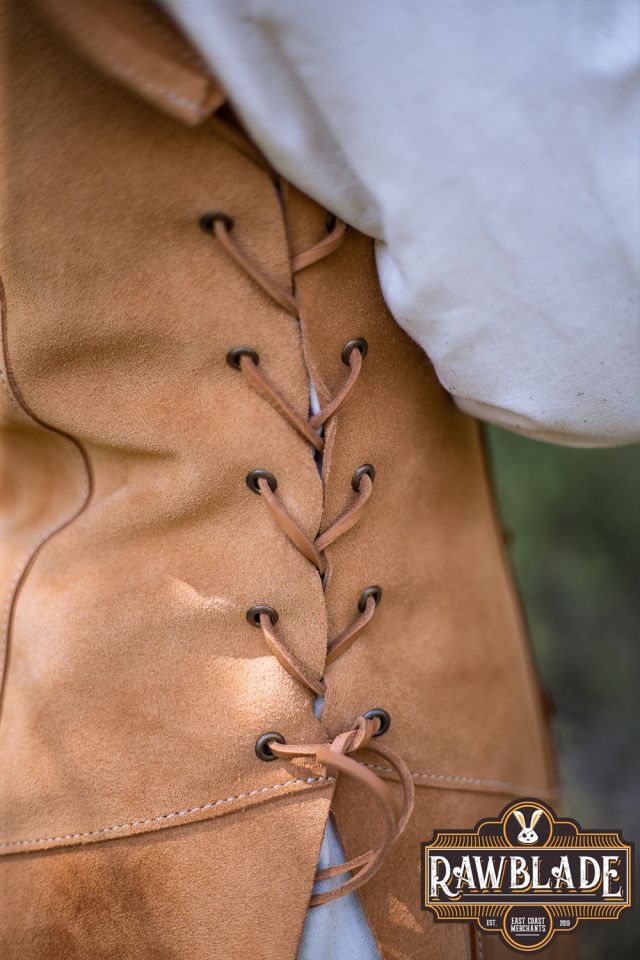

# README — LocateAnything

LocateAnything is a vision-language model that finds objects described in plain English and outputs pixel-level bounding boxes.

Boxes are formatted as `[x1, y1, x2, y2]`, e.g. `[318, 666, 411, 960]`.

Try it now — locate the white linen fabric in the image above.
[166, 0, 640, 448]
[297, 822, 380, 960]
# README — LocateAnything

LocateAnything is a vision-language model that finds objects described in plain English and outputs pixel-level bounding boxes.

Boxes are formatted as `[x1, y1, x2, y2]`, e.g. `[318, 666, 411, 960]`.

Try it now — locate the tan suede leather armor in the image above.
[0, 3, 571, 958]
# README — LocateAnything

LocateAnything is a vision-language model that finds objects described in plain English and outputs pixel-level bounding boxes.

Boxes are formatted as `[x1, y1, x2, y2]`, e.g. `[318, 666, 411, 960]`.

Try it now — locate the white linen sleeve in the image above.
[166, 0, 640, 446]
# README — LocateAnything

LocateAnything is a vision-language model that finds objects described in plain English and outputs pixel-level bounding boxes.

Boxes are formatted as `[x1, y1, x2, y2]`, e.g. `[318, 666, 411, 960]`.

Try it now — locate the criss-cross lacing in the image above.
[201, 210, 347, 318]
[247, 584, 381, 698]
[248, 469, 373, 576]
[202, 196, 415, 905]
[228, 344, 364, 454]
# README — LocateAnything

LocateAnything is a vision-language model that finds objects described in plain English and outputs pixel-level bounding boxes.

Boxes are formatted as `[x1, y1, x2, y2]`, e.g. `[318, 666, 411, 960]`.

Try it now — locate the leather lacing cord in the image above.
[269, 714, 415, 906]
[201, 205, 415, 905]
[227, 341, 364, 454]
[245, 467, 373, 577]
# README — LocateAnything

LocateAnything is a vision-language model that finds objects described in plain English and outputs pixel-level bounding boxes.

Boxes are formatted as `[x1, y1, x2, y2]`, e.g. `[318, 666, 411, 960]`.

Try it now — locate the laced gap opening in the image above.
[273, 176, 329, 713]
[202, 163, 406, 907]
[307, 269, 327, 720]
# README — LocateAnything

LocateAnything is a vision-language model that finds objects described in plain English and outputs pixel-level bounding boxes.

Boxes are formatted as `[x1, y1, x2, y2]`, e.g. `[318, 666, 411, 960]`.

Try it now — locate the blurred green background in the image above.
[486, 427, 639, 958]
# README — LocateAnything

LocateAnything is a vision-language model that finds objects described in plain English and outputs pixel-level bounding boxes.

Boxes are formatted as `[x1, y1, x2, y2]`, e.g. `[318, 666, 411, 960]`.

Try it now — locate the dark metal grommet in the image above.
[255, 731, 286, 761]
[363, 708, 391, 737]
[227, 346, 260, 369]
[341, 338, 368, 366]
[358, 585, 382, 613]
[351, 463, 376, 492]
[325, 211, 337, 232]
[199, 212, 235, 234]
[246, 605, 279, 628]
[246, 469, 278, 494]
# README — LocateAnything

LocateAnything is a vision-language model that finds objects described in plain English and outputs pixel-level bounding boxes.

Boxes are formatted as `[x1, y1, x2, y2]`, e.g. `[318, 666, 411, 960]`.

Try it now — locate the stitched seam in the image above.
[58, 17, 207, 116]
[0, 487, 89, 676]
[0, 775, 335, 850]
[112, 60, 202, 113]
[0, 764, 551, 852]
[477, 424, 559, 794]
[364, 762, 552, 796]
[0, 278, 94, 712]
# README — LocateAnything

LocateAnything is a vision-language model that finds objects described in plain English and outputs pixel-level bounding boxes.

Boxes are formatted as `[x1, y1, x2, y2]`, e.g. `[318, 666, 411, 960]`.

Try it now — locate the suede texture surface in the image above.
[0, 2, 568, 957]
[1, 789, 334, 959]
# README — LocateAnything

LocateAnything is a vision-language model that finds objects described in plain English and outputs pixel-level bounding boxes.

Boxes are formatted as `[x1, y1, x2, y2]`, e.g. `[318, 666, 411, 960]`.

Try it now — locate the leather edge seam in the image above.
[0, 275, 95, 716]
[0, 775, 336, 856]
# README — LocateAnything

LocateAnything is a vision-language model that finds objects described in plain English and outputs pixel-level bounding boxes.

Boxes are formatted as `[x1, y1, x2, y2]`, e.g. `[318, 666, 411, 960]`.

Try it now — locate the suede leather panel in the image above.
[282, 186, 559, 958]
[43, 0, 225, 124]
[1, 0, 331, 846]
[0, 342, 91, 710]
[0, 3, 564, 959]
[286, 186, 554, 796]
[0, 787, 334, 960]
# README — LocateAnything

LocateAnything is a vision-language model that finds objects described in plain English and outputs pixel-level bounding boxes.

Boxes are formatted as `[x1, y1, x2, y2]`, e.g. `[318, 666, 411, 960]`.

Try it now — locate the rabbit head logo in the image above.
[422, 798, 633, 952]
[512, 807, 543, 844]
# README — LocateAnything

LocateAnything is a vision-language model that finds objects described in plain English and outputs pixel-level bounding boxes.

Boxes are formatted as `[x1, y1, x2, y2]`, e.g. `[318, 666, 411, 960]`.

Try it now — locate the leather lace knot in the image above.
[268, 714, 415, 906]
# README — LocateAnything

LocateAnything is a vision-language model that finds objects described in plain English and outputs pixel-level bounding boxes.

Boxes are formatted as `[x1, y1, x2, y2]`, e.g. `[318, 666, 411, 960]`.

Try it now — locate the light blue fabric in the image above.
[297, 819, 381, 960]
[296, 695, 380, 959]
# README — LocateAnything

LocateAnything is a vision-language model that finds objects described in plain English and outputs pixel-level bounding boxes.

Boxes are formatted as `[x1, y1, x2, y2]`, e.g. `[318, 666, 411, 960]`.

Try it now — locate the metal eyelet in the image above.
[246, 469, 278, 494]
[227, 346, 260, 369]
[246, 605, 279, 628]
[363, 708, 391, 737]
[199, 212, 235, 234]
[325, 211, 337, 232]
[351, 463, 376, 492]
[255, 731, 286, 761]
[358, 585, 382, 613]
[341, 338, 368, 366]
